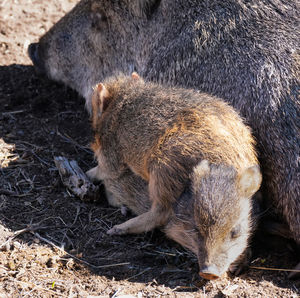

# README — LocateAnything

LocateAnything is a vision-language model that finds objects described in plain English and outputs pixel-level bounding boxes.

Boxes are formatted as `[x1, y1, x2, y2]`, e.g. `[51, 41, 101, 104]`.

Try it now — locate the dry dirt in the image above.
[0, 0, 299, 297]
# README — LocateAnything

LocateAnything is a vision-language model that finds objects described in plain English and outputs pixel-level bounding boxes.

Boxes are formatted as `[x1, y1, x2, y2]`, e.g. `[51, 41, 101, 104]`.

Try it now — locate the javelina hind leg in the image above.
[86, 167, 123, 208]
[107, 204, 170, 235]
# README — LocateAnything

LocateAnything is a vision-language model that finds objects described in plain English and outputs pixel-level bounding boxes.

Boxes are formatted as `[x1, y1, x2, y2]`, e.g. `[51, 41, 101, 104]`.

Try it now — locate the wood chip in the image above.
[54, 156, 100, 202]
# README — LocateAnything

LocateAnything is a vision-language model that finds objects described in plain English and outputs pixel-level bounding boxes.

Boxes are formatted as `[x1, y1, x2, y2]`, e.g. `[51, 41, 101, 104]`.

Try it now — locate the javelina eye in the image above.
[230, 225, 241, 239]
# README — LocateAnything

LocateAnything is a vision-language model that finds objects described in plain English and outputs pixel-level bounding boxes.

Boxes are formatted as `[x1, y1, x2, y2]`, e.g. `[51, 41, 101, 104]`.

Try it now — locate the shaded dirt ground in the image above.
[0, 0, 299, 296]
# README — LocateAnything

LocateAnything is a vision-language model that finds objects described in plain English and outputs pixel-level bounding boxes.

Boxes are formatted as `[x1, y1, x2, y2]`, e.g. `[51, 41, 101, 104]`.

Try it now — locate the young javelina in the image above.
[86, 73, 262, 280]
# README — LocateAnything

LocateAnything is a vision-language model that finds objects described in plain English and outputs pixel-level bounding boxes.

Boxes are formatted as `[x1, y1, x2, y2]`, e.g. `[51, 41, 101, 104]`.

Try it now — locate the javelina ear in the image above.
[91, 83, 110, 129]
[194, 160, 210, 177]
[97, 83, 110, 113]
[131, 72, 144, 83]
[90, 2, 108, 30]
[131, 72, 140, 80]
[192, 160, 210, 192]
[237, 165, 262, 198]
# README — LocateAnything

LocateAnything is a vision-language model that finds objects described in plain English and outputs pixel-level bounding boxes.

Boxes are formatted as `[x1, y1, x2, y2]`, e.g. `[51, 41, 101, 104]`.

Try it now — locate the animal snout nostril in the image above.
[199, 265, 220, 280]
[199, 272, 219, 280]
[28, 42, 45, 75]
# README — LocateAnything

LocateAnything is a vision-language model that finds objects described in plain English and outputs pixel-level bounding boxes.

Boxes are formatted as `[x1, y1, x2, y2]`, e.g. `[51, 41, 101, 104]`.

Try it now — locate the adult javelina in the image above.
[86, 74, 262, 279]
[28, 1, 300, 246]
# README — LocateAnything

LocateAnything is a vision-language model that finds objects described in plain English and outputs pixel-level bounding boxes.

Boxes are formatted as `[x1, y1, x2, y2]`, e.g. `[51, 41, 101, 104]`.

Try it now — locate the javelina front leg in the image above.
[86, 166, 101, 182]
[107, 169, 177, 235]
[86, 165, 113, 181]
[107, 204, 170, 235]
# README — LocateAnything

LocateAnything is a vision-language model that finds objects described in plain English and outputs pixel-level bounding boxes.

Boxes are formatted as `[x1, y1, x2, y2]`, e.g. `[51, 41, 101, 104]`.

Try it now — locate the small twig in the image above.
[0, 228, 30, 250]
[15, 140, 43, 150]
[0, 225, 63, 250]
[249, 266, 300, 273]
[30, 150, 51, 166]
[33, 232, 130, 269]
[2, 110, 26, 115]
[71, 205, 81, 226]
[152, 250, 177, 257]
[56, 131, 92, 154]
[172, 285, 199, 292]
[126, 267, 152, 281]
[111, 289, 122, 298]
[94, 262, 131, 269]
[0, 189, 16, 196]
[14, 192, 35, 198]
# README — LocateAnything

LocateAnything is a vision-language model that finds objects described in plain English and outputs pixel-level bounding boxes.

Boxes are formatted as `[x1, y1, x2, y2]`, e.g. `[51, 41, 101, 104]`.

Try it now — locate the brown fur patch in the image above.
[91, 136, 101, 153]
[88, 74, 259, 242]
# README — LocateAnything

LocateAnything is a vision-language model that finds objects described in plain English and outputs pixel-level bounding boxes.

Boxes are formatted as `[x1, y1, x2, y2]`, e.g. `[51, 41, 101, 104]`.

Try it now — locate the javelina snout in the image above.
[28, 42, 46, 75]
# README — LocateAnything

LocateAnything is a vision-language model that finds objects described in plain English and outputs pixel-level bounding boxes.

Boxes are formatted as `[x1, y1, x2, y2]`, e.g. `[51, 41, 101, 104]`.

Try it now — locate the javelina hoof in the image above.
[107, 225, 127, 236]
[120, 205, 128, 216]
